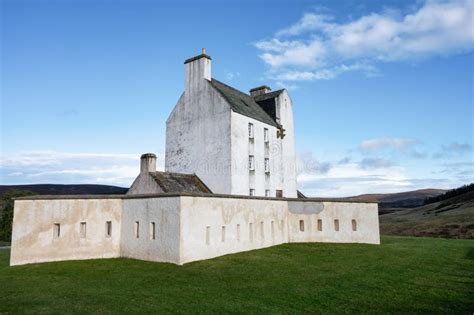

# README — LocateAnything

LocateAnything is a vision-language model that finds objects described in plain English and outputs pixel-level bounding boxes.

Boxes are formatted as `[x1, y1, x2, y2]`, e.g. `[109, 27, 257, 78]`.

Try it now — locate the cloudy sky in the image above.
[1, 0, 473, 197]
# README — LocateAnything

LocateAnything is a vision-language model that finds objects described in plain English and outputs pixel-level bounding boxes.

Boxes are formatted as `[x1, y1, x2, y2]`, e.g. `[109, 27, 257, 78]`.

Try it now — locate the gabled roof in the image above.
[253, 89, 284, 102]
[209, 79, 278, 127]
[149, 172, 212, 194]
[297, 190, 307, 199]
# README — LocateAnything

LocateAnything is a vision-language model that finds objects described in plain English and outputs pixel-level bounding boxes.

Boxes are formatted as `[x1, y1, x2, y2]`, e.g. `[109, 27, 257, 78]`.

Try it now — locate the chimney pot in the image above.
[140, 153, 157, 173]
[202, 48, 206, 55]
[250, 85, 272, 97]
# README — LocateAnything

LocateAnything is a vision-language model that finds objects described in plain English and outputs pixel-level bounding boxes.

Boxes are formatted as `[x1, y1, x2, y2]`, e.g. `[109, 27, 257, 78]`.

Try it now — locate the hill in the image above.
[0, 236, 472, 313]
[0, 184, 128, 197]
[380, 190, 474, 239]
[344, 188, 446, 213]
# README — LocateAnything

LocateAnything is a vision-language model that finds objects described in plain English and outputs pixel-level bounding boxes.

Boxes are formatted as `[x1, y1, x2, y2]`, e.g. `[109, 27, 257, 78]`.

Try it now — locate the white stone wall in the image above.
[120, 197, 181, 264]
[165, 82, 233, 194]
[276, 91, 298, 198]
[10, 198, 122, 266]
[179, 196, 288, 264]
[230, 112, 280, 196]
[9, 195, 379, 266]
[287, 201, 380, 244]
[127, 173, 163, 195]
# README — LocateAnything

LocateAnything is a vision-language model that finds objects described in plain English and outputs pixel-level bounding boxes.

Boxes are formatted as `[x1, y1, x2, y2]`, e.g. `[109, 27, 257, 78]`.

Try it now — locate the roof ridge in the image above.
[209, 79, 278, 127]
[211, 78, 251, 97]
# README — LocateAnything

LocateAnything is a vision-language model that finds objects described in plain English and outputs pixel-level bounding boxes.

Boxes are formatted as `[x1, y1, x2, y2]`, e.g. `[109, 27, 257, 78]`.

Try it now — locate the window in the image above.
[265, 189, 271, 197]
[248, 123, 254, 139]
[276, 190, 283, 198]
[249, 223, 254, 242]
[264, 128, 269, 142]
[334, 219, 339, 232]
[299, 220, 305, 232]
[134, 221, 140, 238]
[53, 223, 60, 238]
[352, 219, 357, 231]
[236, 224, 241, 241]
[317, 219, 323, 231]
[249, 189, 255, 196]
[221, 226, 226, 242]
[264, 158, 270, 173]
[249, 155, 255, 170]
[106, 221, 112, 238]
[80, 222, 86, 238]
[206, 226, 211, 245]
[150, 222, 156, 240]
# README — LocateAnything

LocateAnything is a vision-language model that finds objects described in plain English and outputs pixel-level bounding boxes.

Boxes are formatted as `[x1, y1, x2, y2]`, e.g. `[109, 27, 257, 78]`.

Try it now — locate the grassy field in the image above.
[1, 236, 473, 313]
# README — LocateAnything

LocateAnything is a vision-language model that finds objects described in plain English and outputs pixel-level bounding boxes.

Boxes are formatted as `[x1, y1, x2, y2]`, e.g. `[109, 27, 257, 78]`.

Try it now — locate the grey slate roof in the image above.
[209, 79, 278, 127]
[149, 172, 212, 194]
[253, 89, 284, 102]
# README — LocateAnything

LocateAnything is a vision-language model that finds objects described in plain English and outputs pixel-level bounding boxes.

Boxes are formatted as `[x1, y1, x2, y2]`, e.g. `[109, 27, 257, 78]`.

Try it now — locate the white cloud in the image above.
[433, 142, 473, 158]
[0, 151, 165, 187]
[297, 161, 413, 197]
[359, 137, 420, 151]
[225, 71, 240, 80]
[255, 0, 474, 81]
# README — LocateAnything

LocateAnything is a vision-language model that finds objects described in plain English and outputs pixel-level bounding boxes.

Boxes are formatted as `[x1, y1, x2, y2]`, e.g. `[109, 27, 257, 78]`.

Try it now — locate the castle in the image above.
[10, 50, 380, 266]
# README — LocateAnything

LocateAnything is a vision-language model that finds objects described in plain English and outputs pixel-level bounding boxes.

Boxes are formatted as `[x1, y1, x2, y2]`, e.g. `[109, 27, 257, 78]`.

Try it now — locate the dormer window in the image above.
[264, 128, 269, 143]
[249, 155, 255, 170]
[248, 123, 254, 139]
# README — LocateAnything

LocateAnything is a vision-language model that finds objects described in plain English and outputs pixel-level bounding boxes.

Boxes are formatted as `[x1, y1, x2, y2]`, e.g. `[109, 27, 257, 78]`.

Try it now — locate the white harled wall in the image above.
[9, 195, 379, 266]
[179, 196, 288, 264]
[276, 91, 298, 198]
[120, 197, 181, 264]
[10, 198, 122, 266]
[287, 201, 380, 244]
[165, 87, 232, 194]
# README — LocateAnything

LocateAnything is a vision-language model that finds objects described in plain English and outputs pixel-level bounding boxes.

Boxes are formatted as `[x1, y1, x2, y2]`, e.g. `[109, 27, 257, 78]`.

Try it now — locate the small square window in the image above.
[299, 220, 305, 232]
[53, 223, 60, 238]
[334, 219, 339, 232]
[249, 223, 254, 242]
[264, 128, 269, 142]
[317, 219, 323, 231]
[106, 221, 112, 238]
[80, 222, 86, 238]
[150, 222, 156, 240]
[352, 219, 357, 231]
[264, 158, 270, 173]
[221, 226, 226, 242]
[134, 221, 139, 238]
[265, 189, 271, 197]
[248, 123, 254, 139]
[249, 155, 255, 170]
[205, 226, 211, 245]
[249, 188, 255, 196]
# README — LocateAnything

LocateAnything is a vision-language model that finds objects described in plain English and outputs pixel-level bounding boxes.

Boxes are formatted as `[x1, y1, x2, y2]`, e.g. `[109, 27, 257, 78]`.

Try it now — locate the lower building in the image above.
[10, 154, 379, 266]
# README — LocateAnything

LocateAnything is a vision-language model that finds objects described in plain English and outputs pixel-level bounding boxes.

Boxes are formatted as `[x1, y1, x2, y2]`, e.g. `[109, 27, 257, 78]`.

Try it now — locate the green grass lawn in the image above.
[1, 236, 473, 313]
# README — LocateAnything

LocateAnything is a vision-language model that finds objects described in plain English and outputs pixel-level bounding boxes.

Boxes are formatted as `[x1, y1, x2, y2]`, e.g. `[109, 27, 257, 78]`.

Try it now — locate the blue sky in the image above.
[1, 0, 473, 196]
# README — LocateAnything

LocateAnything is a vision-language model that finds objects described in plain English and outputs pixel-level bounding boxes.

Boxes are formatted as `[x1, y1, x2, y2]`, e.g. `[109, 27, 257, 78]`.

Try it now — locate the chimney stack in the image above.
[140, 153, 156, 173]
[250, 85, 271, 97]
[184, 48, 212, 95]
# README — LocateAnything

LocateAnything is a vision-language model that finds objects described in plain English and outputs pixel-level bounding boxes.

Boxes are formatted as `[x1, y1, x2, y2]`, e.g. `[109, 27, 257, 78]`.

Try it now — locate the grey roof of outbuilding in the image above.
[209, 79, 278, 127]
[149, 172, 212, 194]
[253, 89, 284, 102]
